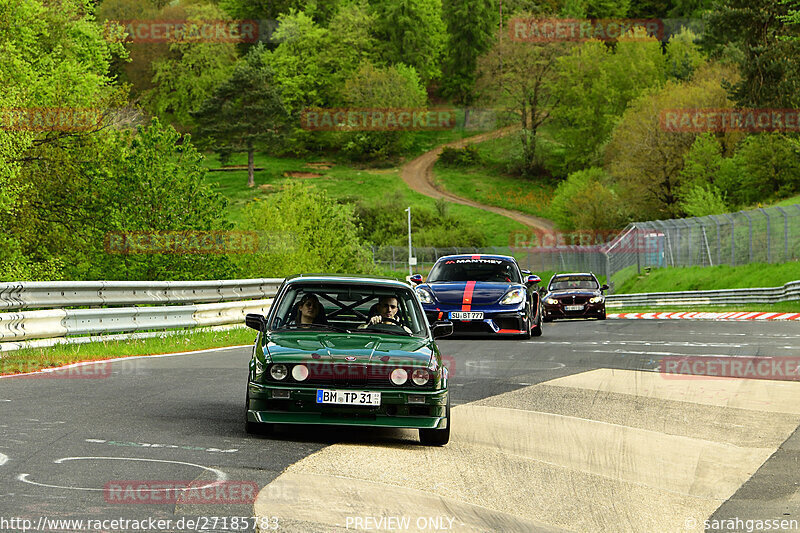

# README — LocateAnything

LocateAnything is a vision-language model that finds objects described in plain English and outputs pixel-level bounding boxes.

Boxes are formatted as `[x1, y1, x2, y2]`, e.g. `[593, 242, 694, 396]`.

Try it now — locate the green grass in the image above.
[0, 328, 256, 376]
[772, 194, 800, 207]
[611, 262, 800, 294]
[202, 153, 530, 247]
[432, 133, 557, 219]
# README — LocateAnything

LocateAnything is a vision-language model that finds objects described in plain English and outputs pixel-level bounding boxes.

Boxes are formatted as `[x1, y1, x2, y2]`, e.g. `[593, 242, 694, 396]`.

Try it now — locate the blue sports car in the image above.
[410, 254, 543, 338]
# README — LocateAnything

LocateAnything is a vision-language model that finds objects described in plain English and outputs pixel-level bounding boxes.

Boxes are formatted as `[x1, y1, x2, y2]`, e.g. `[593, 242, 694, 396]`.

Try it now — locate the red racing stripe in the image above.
[462, 280, 476, 311]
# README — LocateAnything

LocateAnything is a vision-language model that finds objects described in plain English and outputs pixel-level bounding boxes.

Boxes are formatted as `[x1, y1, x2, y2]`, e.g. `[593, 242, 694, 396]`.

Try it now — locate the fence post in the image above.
[741, 211, 753, 263]
[776, 206, 789, 262]
[720, 213, 734, 266]
[758, 207, 771, 263]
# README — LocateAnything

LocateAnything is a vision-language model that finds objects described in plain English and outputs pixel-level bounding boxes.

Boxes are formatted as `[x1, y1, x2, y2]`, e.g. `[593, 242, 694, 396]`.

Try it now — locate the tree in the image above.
[371, 0, 447, 83]
[339, 62, 428, 161]
[477, 38, 566, 177]
[550, 35, 666, 172]
[192, 44, 289, 187]
[144, 3, 239, 131]
[440, 0, 499, 107]
[605, 63, 741, 219]
[706, 0, 800, 108]
[267, 10, 330, 114]
[0, 0, 127, 280]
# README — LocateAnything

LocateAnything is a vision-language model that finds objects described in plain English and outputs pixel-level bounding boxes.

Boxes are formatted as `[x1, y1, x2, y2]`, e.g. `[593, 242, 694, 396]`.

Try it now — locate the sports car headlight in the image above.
[589, 296, 604, 303]
[269, 364, 288, 381]
[416, 288, 433, 304]
[411, 368, 430, 386]
[545, 298, 558, 305]
[291, 364, 309, 381]
[390, 368, 408, 385]
[500, 288, 524, 305]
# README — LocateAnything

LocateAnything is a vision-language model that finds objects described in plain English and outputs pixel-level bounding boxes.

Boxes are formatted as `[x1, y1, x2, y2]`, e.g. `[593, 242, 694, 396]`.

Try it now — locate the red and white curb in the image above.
[609, 311, 800, 321]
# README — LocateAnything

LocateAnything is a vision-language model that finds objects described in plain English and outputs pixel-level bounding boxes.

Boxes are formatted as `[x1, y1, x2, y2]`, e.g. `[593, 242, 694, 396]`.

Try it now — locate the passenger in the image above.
[295, 294, 325, 325]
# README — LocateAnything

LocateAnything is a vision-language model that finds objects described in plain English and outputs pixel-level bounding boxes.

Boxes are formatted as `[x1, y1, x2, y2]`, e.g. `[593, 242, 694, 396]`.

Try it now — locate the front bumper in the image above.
[424, 307, 530, 336]
[543, 302, 605, 320]
[247, 382, 448, 429]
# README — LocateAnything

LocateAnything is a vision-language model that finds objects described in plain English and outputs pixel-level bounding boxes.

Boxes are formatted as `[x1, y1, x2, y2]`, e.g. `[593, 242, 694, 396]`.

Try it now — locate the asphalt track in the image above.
[1, 320, 799, 532]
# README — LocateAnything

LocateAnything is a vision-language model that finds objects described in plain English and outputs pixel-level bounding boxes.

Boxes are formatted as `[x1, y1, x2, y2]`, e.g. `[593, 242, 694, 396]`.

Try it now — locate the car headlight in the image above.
[545, 298, 559, 305]
[291, 364, 309, 381]
[411, 368, 430, 386]
[416, 288, 433, 304]
[500, 288, 524, 305]
[269, 364, 288, 381]
[589, 296, 604, 303]
[390, 368, 408, 385]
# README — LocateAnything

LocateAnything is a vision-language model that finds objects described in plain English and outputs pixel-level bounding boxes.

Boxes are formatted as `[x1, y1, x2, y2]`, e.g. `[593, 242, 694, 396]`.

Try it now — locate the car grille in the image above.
[294, 363, 435, 389]
[558, 296, 589, 305]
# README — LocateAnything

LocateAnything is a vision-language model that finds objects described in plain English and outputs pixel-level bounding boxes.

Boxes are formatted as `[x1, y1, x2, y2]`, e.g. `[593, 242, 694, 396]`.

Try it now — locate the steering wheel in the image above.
[373, 316, 402, 326]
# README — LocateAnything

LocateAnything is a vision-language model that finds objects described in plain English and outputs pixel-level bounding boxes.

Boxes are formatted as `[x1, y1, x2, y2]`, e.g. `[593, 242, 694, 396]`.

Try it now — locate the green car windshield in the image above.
[270, 283, 428, 337]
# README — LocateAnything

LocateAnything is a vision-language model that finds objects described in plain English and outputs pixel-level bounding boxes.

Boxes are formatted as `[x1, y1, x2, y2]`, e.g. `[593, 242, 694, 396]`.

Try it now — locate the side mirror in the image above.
[601, 284, 609, 291]
[431, 320, 453, 338]
[526, 275, 541, 285]
[409, 274, 423, 285]
[245, 313, 267, 331]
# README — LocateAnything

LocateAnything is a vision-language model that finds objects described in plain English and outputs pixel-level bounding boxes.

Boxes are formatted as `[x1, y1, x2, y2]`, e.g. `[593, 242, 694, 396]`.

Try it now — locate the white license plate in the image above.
[316, 389, 381, 406]
[564, 305, 584, 311]
[449, 311, 484, 320]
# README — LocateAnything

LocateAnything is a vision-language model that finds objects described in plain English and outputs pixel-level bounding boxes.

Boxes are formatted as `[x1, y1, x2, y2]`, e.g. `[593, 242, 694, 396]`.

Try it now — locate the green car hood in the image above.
[265, 331, 435, 367]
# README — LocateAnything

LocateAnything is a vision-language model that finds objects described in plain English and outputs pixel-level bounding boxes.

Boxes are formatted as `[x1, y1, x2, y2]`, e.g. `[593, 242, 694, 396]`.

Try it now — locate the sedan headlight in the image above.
[411, 368, 430, 386]
[589, 296, 604, 303]
[500, 288, 524, 305]
[390, 368, 408, 385]
[291, 364, 309, 381]
[416, 288, 433, 304]
[545, 298, 559, 305]
[269, 364, 288, 381]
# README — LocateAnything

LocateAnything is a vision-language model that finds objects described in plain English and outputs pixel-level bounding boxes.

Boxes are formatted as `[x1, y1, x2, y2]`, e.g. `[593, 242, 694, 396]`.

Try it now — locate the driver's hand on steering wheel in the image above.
[368, 315, 383, 325]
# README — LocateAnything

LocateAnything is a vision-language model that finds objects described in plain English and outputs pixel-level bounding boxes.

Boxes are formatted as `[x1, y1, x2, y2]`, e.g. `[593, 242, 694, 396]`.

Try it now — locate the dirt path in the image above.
[400, 125, 556, 232]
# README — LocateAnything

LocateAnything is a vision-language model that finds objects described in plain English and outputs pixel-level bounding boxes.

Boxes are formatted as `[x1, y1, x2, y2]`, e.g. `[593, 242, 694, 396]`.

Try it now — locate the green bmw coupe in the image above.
[244, 275, 454, 445]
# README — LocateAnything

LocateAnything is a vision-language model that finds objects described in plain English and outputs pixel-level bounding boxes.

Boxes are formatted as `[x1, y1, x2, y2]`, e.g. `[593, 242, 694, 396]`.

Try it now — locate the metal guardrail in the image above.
[0, 279, 284, 310]
[0, 279, 285, 352]
[606, 280, 800, 308]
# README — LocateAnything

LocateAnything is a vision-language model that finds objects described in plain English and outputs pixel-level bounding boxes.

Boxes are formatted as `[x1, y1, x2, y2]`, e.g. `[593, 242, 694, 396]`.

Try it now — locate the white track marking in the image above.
[17, 456, 226, 491]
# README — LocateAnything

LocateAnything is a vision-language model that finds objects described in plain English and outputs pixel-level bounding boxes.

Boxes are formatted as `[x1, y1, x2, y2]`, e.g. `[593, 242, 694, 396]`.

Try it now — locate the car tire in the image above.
[543, 316, 553, 323]
[598, 313, 606, 320]
[531, 313, 543, 337]
[520, 307, 532, 339]
[245, 388, 273, 436]
[419, 395, 450, 446]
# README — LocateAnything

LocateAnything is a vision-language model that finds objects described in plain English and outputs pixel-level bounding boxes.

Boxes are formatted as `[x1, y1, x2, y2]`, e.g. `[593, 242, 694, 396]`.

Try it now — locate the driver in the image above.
[359, 296, 412, 333]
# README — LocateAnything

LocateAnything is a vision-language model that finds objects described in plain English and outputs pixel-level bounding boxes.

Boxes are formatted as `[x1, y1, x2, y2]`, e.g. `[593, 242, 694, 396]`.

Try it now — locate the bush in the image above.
[439, 145, 482, 167]
[355, 193, 486, 247]
[235, 182, 373, 277]
[548, 167, 628, 230]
